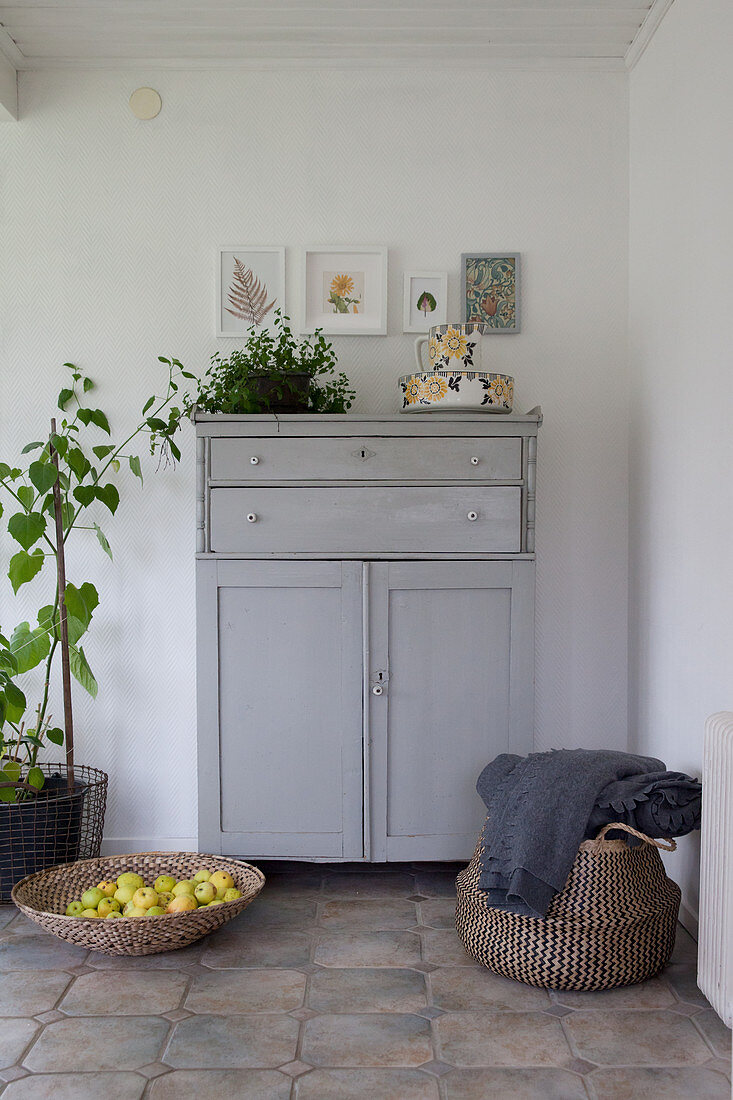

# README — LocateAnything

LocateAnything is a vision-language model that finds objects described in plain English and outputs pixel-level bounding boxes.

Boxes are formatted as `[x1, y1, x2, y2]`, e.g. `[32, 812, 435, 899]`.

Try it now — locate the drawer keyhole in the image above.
[467, 511, 479, 522]
[247, 513, 258, 523]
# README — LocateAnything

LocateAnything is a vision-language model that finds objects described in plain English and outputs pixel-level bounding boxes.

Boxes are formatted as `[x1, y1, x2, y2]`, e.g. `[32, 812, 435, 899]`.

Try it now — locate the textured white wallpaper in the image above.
[629, 0, 733, 926]
[0, 68, 629, 851]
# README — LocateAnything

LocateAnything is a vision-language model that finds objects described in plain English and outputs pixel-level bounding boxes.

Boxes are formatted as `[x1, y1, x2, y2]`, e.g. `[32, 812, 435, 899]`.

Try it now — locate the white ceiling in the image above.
[0, 1, 674, 72]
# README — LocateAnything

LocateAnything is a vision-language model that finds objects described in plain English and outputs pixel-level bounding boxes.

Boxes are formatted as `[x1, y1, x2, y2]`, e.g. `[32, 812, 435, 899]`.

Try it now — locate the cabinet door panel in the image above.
[197, 560, 363, 858]
[368, 561, 534, 861]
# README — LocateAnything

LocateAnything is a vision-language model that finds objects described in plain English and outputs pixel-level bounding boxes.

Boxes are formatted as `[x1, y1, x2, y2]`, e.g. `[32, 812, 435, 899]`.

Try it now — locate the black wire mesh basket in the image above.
[0, 763, 107, 902]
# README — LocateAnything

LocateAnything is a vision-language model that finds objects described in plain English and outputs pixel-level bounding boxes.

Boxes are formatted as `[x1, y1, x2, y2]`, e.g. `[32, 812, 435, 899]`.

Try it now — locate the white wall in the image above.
[629, 0, 733, 927]
[0, 69, 629, 853]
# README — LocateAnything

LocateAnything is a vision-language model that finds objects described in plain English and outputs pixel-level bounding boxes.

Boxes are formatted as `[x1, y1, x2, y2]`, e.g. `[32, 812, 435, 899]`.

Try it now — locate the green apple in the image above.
[156, 891, 173, 908]
[114, 885, 136, 906]
[172, 880, 196, 897]
[97, 898, 122, 918]
[209, 871, 235, 898]
[223, 888, 242, 902]
[194, 881, 216, 905]
[65, 900, 85, 917]
[193, 869, 212, 883]
[81, 887, 105, 910]
[132, 887, 159, 910]
[116, 872, 145, 891]
[123, 905, 147, 917]
[105, 910, 122, 918]
[154, 875, 176, 894]
[97, 880, 117, 897]
[81, 908, 100, 918]
[207, 899, 224, 907]
[144, 906, 166, 916]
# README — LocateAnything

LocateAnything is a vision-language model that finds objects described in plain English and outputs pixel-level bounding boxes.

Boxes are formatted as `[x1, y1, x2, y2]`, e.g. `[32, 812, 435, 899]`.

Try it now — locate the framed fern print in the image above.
[461, 253, 520, 332]
[301, 246, 387, 336]
[217, 247, 285, 338]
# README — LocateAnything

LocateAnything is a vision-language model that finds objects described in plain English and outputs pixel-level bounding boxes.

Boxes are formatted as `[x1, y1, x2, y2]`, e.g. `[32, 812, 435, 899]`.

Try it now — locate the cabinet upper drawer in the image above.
[209, 486, 522, 554]
[209, 435, 522, 482]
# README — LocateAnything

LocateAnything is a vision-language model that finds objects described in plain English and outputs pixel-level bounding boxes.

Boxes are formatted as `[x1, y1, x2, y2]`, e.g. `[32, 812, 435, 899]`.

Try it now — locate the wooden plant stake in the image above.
[49, 419, 75, 791]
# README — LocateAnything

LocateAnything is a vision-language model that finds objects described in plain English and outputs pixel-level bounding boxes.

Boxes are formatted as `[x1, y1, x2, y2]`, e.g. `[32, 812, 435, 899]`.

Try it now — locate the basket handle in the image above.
[592, 822, 677, 853]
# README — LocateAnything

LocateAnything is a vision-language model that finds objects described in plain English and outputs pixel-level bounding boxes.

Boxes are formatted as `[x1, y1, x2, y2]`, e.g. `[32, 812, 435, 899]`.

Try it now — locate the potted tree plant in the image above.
[193, 310, 355, 415]
[0, 357, 194, 899]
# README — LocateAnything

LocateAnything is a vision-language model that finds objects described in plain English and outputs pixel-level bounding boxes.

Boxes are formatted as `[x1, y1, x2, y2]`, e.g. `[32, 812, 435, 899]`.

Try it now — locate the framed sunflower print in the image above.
[217, 247, 285, 337]
[461, 253, 520, 332]
[301, 246, 388, 335]
[402, 271, 448, 333]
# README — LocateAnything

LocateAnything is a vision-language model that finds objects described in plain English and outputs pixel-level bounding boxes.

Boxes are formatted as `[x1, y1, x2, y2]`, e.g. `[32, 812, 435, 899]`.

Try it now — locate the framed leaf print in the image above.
[403, 271, 448, 333]
[301, 246, 387, 335]
[461, 253, 520, 332]
[217, 247, 285, 337]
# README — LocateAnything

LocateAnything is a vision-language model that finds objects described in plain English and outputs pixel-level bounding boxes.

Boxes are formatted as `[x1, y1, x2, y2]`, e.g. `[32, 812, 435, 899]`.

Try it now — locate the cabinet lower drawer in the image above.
[209, 486, 522, 553]
[210, 435, 522, 482]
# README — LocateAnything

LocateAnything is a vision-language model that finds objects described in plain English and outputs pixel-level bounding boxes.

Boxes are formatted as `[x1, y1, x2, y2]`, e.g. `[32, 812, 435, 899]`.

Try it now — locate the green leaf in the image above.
[17, 485, 34, 511]
[28, 460, 58, 494]
[3, 682, 25, 710]
[2, 760, 20, 782]
[0, 463, 10, 479]
[21, 441, 44, 455]
[66, 447, 91, 481]
[7, 511, 46, 550]
[82, 377, 94, 392]
[168, 438, 181, 463]
[146, 417, 167, 432]
[8, 549, 44, 594]
[128, 456, 143, 485]
[142, 396, 155, 414]
[69, 645, 97, 698]
[92, 445, 114, 460]
[50, 433, 68, 457]
[27, 767, 45, 790]
[9, 621, 51, 674]
[46, 727, 64, 746]
[0, 788, 17, 803]
[58, 388, 74, 410]
[93, 523, 113, 560]
[78, 408, 110, 434]
[96, 483, 119, 515]
[72, 485, 96, 507]
[37, 604, 56, 635]
[65, 582, 99, 631]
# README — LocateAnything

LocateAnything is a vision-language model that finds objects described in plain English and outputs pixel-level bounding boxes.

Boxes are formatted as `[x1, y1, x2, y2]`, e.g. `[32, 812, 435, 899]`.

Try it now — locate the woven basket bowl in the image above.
[456, 823, 681, 991]
[11, 851, 265, 956]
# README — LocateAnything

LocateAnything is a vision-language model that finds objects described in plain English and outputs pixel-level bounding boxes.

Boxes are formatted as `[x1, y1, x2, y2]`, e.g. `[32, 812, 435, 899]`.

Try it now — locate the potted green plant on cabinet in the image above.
[193, 310, 355, 415]
[0, 358, 194, 899]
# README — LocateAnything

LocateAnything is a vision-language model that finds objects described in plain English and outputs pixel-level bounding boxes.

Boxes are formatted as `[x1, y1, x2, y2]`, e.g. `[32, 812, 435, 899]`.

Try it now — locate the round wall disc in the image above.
[129, 87, 162, 120]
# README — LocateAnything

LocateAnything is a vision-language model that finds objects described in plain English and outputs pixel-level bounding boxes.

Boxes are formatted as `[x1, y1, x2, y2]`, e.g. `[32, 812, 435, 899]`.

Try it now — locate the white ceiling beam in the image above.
[0, 30, 17, 119]
[625, 0, 675, 67]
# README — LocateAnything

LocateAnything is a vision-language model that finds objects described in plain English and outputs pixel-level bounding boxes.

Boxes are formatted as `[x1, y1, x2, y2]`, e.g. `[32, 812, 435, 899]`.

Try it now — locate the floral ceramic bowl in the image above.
[399, 371, 514, 413]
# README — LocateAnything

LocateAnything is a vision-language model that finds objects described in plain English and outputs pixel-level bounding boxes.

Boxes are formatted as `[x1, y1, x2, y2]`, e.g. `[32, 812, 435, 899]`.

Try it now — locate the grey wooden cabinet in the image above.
[196, 411, 541, 862]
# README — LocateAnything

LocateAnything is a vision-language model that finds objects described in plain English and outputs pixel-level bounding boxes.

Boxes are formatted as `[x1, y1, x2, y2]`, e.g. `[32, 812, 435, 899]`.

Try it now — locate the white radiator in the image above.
[698, 711, 733, 1028]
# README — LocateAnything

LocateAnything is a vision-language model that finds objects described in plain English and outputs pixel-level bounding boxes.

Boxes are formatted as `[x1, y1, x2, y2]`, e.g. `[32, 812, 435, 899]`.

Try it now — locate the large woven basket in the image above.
[456, 822, 681, 991]
[12, 851, 265, 956]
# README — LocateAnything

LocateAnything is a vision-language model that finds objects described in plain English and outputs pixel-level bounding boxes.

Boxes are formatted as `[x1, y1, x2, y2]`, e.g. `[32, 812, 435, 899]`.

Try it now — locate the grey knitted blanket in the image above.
[476, 748, 702, 918]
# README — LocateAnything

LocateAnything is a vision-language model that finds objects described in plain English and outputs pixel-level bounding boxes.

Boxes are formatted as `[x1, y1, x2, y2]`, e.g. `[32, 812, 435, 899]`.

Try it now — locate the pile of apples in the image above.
[64, 868, 242, 918]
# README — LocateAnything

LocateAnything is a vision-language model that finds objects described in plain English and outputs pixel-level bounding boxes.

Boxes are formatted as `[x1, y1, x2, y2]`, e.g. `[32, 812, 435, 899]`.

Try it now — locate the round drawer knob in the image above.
[467, 511, 479, 522]
[470, 456, 479, 465]
[250, 456, 259, 465]
[372, 685, 384, 696]
[247, 513, 258, 523]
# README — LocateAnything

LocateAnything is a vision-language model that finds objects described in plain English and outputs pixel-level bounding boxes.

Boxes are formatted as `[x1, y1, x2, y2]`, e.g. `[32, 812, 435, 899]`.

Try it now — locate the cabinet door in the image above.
[367, 561, 534, 861]
[197, 559, 364, 859]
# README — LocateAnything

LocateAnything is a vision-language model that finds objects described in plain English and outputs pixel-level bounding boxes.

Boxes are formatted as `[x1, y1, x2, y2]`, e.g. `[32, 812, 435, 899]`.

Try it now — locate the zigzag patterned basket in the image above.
[456, 822, 681, 991]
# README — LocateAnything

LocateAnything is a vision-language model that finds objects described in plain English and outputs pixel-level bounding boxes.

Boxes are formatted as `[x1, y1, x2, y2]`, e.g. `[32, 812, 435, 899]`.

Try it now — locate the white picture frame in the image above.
[402, 271, 448, 333]
[301, 246, 387, 335]
[217, 247, 285, 338]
